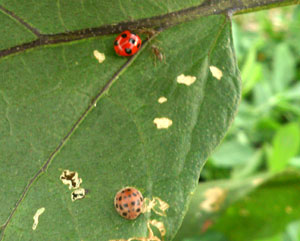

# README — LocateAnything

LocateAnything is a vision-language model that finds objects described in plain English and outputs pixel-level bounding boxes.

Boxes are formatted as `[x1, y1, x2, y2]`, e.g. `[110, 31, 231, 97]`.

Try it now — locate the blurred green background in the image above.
[175, 5, 300, 241]
[205, 5, 300, 181]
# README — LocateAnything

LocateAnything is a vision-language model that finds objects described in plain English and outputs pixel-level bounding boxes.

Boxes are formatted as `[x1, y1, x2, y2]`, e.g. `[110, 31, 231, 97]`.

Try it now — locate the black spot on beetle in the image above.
[114, 40, 118, 46]
[121, 33, 127, 38]
[128, 194, 131, 198]
[122, 212, 127, 216]
[131, 201, 135, 206]
[116, 204, 118, 208]
[136, 208, 141, 212]
[129, 38, 135, 44]
[140, 197, 143, 201]
[132, 192, 137, 196]
[137, 43, 140, 48]
[125, 48, 132, 54]
[119, 196, 122, 201]
[124, 203, 128, 208]
[119, 205, 123, 210]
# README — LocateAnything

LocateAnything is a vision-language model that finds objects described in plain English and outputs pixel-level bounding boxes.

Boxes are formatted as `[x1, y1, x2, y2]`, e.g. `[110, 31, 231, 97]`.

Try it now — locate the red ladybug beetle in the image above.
[114, 30, 142, 57]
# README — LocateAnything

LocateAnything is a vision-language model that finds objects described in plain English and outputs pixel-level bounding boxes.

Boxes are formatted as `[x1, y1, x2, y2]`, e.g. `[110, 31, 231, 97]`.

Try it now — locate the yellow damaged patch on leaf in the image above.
[93, 50, 105, 63]
[158, 97, 167, 104]
[209, 66, 223, 80]
[110, 219, 166, 241]
[32, 207, 45, 230]
[60, 170, 87, 202]
[60, 169, 82, 190]
[176, 74, 196, 86]
[200, 187, 226, 212]
[153, 118, 173, 129]
[142, 197, 169, 216]
[71, 188, 86, 202]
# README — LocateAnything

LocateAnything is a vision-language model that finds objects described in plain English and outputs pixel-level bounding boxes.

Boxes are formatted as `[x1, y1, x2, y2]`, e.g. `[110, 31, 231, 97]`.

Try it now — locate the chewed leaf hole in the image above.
[142, 197, 169, 216]
[71, 188, 86, 202]
[153, 117, 173, 129]
[176, 74, 196, 86]
[60, 170, 82, 190]
[109, 219, 166, 241]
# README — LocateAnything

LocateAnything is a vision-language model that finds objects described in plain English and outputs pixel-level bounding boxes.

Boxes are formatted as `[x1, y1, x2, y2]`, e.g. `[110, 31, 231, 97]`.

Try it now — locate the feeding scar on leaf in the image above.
[32, 207, 45, 230]
[60, 170, 82, 189]
[110, 219, 166, 241]
[176, 74, 196, 86]
[153, 117, 173, 129]
[93, 50, 105, 63]
[209, 66, 223, 80]
[142, 197, 169, 216]
[60, 170, 86, 201]
[71, 188, 86, 202]
[158, 97, 167, 104]
[200, 187, 226, 212]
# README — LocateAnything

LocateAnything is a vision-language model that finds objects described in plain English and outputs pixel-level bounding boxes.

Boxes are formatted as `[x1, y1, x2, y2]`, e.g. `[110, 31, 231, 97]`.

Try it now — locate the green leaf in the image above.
[272, 43, 296, 93]
[175, 170, 300, 241]
[215, 170, 300, 241]
[290, 156, 300, 168]
[211, 140, 255, 168]
[182, 231, 229, 241]
[0, 0, 209, 34]
[240, 44, 263, 95]
[0, 2, 241, 240]
[268, 122, 300, 172]
[284, 220, 300, 241]
[252, 68, 274, 111]
[283, 83, 300, 100]
[231, 149, 264, 179]
[254, 235, 282, 241]
[0, 7, 36, 50]
[174, 173, 270, 240]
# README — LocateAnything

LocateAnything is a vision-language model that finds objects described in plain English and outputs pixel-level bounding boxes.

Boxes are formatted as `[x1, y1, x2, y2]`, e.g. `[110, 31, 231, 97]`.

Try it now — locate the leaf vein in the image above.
[0, 4, 41, 37]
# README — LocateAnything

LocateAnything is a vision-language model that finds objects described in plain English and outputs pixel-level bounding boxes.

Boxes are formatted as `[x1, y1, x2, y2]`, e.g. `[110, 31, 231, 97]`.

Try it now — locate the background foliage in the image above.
[176, 5, 300, 241]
